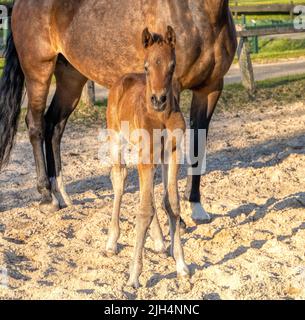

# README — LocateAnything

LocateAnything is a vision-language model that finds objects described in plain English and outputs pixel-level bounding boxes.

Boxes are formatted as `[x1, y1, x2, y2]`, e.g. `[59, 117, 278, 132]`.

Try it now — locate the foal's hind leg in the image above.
[25, 59, 59, 213]
[45, 58, 87, 208]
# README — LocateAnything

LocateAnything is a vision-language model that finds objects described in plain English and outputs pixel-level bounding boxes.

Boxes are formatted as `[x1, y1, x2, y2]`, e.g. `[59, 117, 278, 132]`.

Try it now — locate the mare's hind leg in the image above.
[45, 57, 87, 208]
[25, 59, 59, 213]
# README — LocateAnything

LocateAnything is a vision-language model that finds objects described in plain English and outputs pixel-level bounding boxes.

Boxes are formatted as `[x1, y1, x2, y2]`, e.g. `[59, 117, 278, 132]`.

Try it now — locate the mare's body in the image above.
[0, 0, 236, 224]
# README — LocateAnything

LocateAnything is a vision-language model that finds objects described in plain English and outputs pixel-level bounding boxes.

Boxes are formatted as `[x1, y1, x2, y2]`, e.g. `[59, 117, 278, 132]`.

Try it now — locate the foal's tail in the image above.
[0, 33, 25, 170]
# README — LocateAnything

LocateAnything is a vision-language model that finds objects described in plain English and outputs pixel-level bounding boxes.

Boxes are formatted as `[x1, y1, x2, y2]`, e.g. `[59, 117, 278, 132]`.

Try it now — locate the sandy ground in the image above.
[1, 101, 305, 300]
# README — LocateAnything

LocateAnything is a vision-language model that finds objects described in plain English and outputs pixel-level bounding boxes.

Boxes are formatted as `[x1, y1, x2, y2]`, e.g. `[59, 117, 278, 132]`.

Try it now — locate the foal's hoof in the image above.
[105, 241, 118, 256]
[177, 263, 191, 279]
[105, 246, 118, 257]
[127, 277, 141, 289]
[189, 202, 211, 224]
[39, 196, 60, 214]
[154, 240, 167, 255]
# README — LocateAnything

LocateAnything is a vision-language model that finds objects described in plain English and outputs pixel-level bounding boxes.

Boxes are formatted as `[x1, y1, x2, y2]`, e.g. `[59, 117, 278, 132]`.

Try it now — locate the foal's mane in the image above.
[151, 33, 165, 45]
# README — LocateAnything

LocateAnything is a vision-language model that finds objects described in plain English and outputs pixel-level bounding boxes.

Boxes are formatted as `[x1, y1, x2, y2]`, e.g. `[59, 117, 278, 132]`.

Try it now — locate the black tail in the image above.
[0, 33, 25, 170]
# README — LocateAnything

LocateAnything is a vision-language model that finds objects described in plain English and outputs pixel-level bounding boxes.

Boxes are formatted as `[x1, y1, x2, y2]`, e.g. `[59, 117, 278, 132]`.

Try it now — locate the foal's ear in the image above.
[165, 26, 176, 48]
[142, 28, 154, 48]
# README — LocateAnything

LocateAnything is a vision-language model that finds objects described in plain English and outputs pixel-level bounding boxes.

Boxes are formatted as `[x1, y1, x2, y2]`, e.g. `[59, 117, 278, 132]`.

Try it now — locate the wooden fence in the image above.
[231, 2, 305, 17]
[237, 23, 305, 96]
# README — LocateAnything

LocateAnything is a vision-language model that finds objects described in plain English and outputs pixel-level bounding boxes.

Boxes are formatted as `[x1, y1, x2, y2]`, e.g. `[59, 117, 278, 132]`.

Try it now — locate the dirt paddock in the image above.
[1, 101, 305, 300]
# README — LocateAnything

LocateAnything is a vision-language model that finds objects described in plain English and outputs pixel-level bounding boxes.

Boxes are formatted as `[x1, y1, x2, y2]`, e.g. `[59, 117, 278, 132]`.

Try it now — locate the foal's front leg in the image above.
[163, 153, 190, 278]
[106, 164, 127, 255]
[128, 165, 155, 288]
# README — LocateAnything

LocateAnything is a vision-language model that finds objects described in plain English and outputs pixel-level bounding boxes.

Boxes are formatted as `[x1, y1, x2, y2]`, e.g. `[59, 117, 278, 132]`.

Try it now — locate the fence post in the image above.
[290, 1, 294, 19]
[237, 37, 256, 97]
[81, 81, 95, 107]
[234, 1, 238, 19]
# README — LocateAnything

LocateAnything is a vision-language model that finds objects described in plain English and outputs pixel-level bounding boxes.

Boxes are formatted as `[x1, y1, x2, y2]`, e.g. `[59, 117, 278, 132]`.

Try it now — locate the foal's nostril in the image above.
[160, 95, 167, 105]
[151, 95, 157, 105]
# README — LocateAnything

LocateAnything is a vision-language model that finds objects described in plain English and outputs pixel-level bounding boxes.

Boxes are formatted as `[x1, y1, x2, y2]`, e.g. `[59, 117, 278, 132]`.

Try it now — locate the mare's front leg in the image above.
[163, 155, 190, 278]
[185, 81, 223, 224]
[25, 60, 59, 214]
[45, 58, 87, 208]
[128, 164, 155, 289]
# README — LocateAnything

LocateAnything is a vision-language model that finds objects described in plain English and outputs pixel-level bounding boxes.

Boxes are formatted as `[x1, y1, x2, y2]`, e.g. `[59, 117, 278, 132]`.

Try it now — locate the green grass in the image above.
[0, 58, 4, 73]
[178, 73, 305, 116]
[251, 49, 305, 62]
[251, 38, 305, 62]
[232, 37, 305, 63]
[218, 73, 305, 112]
[260, 38, 305, 51]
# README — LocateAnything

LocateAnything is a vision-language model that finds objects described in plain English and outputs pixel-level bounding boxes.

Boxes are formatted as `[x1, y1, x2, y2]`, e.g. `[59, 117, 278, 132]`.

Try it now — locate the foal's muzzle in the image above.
[151, 94, 167, 112]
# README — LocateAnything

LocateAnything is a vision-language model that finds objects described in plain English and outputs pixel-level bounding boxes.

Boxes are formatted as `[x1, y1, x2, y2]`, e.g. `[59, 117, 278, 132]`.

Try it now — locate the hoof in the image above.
[189, 202, 211, 224]
[154, 240, 166, 255]
[177, 263, 191, 279]
[105, 242, 118, 256]
[59, 198, 73, 209]
[105, 249, 117, 257]
[127, 277, 141, 289]
[39, 195, 60, 214]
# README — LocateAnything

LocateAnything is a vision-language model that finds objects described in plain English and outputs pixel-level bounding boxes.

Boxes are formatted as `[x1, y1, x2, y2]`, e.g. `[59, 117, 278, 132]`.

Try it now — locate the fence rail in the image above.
[231, 2, 305, 15]
[237, 24, 304, 37]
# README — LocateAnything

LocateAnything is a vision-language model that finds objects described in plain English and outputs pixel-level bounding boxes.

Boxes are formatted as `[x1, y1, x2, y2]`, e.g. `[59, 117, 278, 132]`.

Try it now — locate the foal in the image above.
[106, 27, 190, 288]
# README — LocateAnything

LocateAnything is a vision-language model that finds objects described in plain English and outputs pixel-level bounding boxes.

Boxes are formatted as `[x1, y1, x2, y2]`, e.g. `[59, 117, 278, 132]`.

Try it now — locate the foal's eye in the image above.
[144, 64, 149, 73]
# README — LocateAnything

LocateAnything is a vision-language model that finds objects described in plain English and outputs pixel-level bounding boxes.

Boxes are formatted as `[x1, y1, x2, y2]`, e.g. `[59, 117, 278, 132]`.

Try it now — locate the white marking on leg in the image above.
[51, 171, 72, 207]
[189, 202, 211, 223]
[51, 193, 60, 207]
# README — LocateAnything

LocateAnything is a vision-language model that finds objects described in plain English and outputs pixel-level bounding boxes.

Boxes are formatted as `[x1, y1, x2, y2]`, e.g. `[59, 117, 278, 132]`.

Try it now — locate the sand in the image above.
[1, 101, 305, 300]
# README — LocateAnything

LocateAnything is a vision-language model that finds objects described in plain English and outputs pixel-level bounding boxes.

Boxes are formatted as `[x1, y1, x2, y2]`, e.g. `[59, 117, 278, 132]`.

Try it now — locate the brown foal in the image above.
[106, 27, 190, 288]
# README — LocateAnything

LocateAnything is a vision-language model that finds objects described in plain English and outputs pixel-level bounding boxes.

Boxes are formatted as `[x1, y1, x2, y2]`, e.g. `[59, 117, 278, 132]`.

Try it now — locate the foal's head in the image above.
[142, 26, 176, 112]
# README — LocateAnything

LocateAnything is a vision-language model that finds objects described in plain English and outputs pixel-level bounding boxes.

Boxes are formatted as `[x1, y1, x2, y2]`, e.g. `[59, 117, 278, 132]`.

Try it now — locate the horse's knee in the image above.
[137, 207, 154, 225]
[111, 166, 127, 191]
[26, 112, 45, 141]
